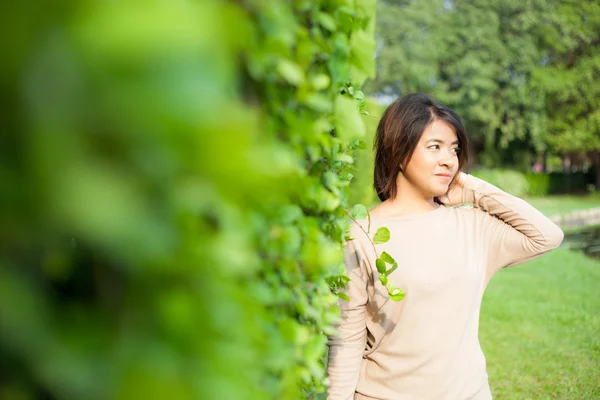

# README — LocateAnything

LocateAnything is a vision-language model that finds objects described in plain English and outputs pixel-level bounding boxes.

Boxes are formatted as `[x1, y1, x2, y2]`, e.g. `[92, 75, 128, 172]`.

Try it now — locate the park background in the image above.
[1, 0, 598, 399]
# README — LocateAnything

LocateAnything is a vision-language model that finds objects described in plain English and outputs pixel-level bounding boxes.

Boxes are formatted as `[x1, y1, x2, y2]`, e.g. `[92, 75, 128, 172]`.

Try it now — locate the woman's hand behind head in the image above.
[437, 172, 468, 206]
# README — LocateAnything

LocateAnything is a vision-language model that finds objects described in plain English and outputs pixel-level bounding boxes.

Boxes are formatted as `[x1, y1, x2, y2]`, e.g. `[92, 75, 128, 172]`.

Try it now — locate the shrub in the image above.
[470, 168, 530, 198]
[348, 98, 385, 207]
[0, 1, 376, 399]
[525, 173, 551, 196]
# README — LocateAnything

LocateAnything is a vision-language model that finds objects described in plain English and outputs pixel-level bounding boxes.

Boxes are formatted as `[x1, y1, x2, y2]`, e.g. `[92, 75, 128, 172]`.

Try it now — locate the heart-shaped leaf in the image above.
[373, 227, 390, 244]
[380, 251, 395, 264]
[389, 291, 405, 302]
[351, 204, 367, 220]
[375, 258, 386, 274]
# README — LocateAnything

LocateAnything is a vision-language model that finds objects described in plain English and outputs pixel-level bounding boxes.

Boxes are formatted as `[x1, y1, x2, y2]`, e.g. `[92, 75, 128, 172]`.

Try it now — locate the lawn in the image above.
[525, 194, 600, 217]
[481, 248, 600, 399]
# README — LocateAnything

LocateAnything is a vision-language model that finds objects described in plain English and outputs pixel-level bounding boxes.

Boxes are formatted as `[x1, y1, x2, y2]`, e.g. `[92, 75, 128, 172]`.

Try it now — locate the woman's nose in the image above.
[439, 150, 456, 168]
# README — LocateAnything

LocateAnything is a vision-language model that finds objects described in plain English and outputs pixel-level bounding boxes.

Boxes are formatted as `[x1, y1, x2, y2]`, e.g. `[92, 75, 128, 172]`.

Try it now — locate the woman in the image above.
[326, 93, 564, 400]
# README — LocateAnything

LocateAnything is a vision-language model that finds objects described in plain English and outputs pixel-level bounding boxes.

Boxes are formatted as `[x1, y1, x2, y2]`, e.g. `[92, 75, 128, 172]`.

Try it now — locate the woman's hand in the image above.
[437, 172, 468, 206]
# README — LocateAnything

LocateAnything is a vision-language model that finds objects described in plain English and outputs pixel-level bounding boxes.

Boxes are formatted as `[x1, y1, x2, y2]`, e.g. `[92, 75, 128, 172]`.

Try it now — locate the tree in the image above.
[532, 0, 600, 185]
[367, 0, 599, 174]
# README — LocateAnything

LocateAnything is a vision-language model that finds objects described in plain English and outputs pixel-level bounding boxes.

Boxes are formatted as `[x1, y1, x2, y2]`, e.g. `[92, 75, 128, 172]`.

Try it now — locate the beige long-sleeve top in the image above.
[327, 174, 564, 400]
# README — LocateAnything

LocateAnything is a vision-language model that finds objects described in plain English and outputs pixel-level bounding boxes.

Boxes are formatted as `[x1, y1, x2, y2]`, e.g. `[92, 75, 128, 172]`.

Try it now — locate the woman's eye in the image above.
[428, 145, 440, 150]
[452, 148, 460, 154]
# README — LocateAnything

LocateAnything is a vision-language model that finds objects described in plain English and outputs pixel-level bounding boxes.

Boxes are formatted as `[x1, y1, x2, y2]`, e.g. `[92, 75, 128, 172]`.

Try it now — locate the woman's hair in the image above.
[374, 93, 469, 202]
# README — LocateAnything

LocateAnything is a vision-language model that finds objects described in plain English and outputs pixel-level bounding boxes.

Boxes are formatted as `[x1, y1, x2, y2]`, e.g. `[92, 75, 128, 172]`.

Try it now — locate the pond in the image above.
[563, 226, 600, 260]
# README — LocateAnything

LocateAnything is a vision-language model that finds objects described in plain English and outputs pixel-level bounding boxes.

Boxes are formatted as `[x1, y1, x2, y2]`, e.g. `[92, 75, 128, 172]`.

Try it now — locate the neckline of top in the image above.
[366, 204, 447, 222]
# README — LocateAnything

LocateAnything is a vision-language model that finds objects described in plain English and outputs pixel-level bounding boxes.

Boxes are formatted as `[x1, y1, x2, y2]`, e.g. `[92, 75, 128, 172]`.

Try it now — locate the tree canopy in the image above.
[368, 0, 599, 174]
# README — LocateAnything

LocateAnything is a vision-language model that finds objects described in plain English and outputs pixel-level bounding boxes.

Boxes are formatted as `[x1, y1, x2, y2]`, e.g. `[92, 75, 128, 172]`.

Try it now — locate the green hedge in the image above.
[524, 173, 551, 196]
[472, 169, 596, 197]
[1, 1, 376, 399]
[348, 98, 385, 208]
[543, 171, 596, 194]
[470, 168, 530, 198]
[523, 170, 596, 196]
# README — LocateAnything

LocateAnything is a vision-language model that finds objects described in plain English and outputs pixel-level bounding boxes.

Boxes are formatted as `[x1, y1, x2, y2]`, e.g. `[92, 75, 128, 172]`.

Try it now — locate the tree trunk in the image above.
[542, 150, 548, 173]
[594, 151, 600, 189]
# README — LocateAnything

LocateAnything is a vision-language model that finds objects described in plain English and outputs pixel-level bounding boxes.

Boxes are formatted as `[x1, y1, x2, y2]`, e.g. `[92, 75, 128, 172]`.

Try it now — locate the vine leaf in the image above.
[387, 262, 398, 275]
[380, 251, 398, 275]
[375, 258, 386, 274]
[389, 290, 405, 302]
[380, 251, 394, 264]
[348, 139, 367, 150]
[276, 59, 305, 86]
[344, 206, 404, 302]
[351, 204, 367, 219]
[337, 292, 350, 302]
[373, 227, 390, 244]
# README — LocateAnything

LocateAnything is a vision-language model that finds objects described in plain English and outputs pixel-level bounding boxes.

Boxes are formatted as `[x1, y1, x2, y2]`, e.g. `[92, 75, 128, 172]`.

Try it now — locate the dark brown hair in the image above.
[374, 93, 469, 202]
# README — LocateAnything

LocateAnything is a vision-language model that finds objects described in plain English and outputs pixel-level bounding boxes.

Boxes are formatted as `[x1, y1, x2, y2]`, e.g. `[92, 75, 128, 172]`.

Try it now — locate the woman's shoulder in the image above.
[442, 203, 501, 234]
[443, 203, 483, 218]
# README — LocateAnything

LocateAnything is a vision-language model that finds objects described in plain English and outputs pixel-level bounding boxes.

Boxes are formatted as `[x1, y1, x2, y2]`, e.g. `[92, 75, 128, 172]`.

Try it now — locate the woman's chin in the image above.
[432, 186, 449, 197]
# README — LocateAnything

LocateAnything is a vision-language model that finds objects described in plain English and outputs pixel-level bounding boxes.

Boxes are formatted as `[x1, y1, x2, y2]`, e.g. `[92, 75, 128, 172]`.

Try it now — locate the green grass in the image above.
[525, 194, 600, 217]
[481, 248, 600, 399]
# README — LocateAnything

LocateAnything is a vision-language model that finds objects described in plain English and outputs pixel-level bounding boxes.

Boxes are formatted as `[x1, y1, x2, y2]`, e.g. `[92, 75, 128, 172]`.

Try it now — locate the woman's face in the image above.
[402, 119, 460, 198]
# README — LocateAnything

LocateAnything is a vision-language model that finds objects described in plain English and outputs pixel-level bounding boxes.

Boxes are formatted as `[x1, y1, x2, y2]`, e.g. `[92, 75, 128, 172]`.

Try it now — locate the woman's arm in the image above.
[439, 172, 564, 275]
[327, 238, 369, 400]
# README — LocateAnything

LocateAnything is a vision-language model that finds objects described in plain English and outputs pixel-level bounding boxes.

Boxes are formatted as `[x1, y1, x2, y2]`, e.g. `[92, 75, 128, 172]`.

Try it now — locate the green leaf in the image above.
[348, 139, 367, 150]
[322, 171, 340, 194]
[350, 29, 376, 77]
[351, 204, 367, 219]
[373, 227, 390, 244]
[310, 74, 331, 90]
[337, 292, 350, 302]
[316, 12, 336, 31]
[387, 261, 398, 275]
[358, 98, 367, 111]
[334, 95, 366, 140]
[375, 258, 386, 274]
[302, 93, 331, 112]
[338, 172, 353, 185]
[333, 153, 354, 164]
[379, 275, 388, 285]
[277, 59, 305, 86]
[389, 291, 405, 302]
[380, 251, 395, 264]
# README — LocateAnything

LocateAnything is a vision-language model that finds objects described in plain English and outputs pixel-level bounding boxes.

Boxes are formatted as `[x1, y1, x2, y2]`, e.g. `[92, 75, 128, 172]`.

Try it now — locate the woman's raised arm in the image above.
[442, 173, 564, 277]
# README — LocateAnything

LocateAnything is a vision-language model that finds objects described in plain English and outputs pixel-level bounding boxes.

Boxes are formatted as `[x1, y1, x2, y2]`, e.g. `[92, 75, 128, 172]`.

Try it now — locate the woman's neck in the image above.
[370, 175, 438, 218]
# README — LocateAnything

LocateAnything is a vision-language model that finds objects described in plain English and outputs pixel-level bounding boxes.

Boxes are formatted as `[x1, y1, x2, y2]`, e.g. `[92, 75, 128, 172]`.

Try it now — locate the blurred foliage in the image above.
[531, 0, 600, 155]
[0, 0, 376, 399]
[347, 99, 385, 208]
[367, 0, 600, 179]
[525, 173, 552, 197]
[472, 169, 595, 197]
[471, 169, 531, 198]
[542, 171, 597, 195]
